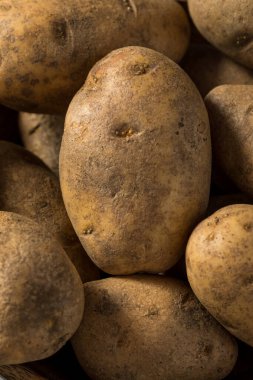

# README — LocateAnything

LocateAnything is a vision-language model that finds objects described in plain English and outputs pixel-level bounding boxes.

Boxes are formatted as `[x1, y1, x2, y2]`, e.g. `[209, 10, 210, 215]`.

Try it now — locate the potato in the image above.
[60, 46, 211, 275]
[205, 85, 253, 198]
[0, 211, 84, 364]
[72, 275, 237, 380]
[186, 204, 253, 346]
[182, 45, 253, 97]
[188, 0, 253, 69]
[0, 141, 99, 283]
[0, 366, 47, 380]
[19, 113, 65, 176]
[0, 0, 190, 114]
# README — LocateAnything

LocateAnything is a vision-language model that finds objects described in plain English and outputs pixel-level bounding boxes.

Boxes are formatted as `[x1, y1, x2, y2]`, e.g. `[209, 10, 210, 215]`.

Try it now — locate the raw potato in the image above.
[188, 0, 253, 69]
[0, 141, 99, 283]
[182, 45, 253, 97]
[186, 204, 253, 346]
[205, 85, 253, 197]
[0, 0, 190, 114]
[19, 113, 65, 176]
[0, 211, 84, 364]
[60, 46, 211, 275]
[72, 275, 238, 380]
[0, 366, 47, 380]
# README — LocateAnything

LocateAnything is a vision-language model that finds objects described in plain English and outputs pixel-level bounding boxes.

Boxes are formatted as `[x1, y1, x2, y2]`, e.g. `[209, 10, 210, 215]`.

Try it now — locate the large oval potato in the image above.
[186, 204, 253, 347]
[0, 211, 84, 365]
[60, 46, 211, 275]
[0, 0, 190, 114]
[205, 85, 253, 198]
[0, 141, 99, 283]
[182, 45, 253, 97]
[72, 275, 238, 380]
[19, 113, 65, 176]
[188, 0, 253, 69]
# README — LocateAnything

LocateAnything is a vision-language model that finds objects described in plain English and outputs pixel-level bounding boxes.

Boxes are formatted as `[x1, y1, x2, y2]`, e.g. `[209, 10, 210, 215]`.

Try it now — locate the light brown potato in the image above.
[0, 0, 190, 114]
[186, 204, 253, 346]
[188, 0, 253, 69]
[19, 113, 65, 175]
[60, 46, 211, 275]
[0, 211, 84, 364]
[72, 275, 238, 380]
[205, 85, 253, 197]
[0, 366, 47, 380]
[0, 141, 99, 283]
[182, 45, 253, 97]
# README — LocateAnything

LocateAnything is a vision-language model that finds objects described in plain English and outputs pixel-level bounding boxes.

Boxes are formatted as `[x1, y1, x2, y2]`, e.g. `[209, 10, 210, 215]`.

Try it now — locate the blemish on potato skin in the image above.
[235, 33, 252, 48]
[131, 63, 150, 75]
[52, 19, 68, 45]
[243, 222, 252, 231]
[83, 227, 94, 235]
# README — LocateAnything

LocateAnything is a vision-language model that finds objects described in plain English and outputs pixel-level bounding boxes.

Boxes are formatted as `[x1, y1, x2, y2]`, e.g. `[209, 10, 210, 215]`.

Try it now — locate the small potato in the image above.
[188, 0, 253, 69]
[19, 113, 65, 175]
[0, 0, 190, 114]
[0, 211, 84, 364]
[205, 85, 253, 197]
[182, 45, 253, 97]
[60, 46, 211, 275]
[186, 204, 253, 346]
[0, 141, 99, 283]
[72, 275, 237, 380]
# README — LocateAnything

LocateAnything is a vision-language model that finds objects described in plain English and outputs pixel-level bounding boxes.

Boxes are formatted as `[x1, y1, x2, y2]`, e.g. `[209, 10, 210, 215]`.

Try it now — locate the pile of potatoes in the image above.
[0, 0, 252, 379]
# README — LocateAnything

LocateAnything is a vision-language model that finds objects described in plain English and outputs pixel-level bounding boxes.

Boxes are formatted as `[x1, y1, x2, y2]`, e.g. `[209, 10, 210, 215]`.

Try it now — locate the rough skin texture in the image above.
[0, 0, 190, 114]
[182, 45, 253, 97]
[186, 204, 253, 347]
[60, 46, 211, 275]
[0, 141, 99, 283]
[205, 85, 253, 197]
[72, 275, 238, 380]
[0, 211, 84, 365]
[188, 0, 253, 69]
[19, 113, 65, 176]
[0, 366, 47, 380]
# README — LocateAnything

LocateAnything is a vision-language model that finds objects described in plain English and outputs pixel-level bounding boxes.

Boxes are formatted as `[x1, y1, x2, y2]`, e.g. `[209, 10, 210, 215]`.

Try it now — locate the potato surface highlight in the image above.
[60, 46, 211, 275]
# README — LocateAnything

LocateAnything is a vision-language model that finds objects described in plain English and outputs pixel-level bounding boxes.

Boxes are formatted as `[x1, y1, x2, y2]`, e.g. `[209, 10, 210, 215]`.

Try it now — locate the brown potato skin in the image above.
[72, 275, 237, 380]
[205, 85, 253, 197]
[0, 141, 99, 283]
[60, 46, 211, 275]
[186, 204, 253, 346]
[19, 113, 65, 176]
[0, 0, 190, 114]
[182, 45, 253, 97]
[188, 0, 253, 69]
[0, 211, 84, 365]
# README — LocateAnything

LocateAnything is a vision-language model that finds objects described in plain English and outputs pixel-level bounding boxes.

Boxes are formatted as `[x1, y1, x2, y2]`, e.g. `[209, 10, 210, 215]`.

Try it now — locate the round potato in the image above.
[188, 0, 253, 69]
[19, 113, 65, 176]
[0, 141, 99, 283]
[186, 204, 253, 346]
[182, 45, 253, 97]
[205, 85, 253, 198]
[60, 46, 211, 275]
[0, 0, 190, 114]
[72, 275, 237, 380]
[0, 211, 84, 364]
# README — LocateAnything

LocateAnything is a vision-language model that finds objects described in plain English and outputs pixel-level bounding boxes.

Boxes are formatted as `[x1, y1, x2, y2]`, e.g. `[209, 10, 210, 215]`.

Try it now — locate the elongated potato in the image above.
[186, 204, 253, 347]
[0, 0, 190, 114]
[205, 85, 253, 197]
[60, 46, 211, 275]
[19, 113, 65, 175]
[0, 211, 84, 364]
[72, 276, 238, 380]
[188, 0, 253, 69]
[0, 141, 99, 283]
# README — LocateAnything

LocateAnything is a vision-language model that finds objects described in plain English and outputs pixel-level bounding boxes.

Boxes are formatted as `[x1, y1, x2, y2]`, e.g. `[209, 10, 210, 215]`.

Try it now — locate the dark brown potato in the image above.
[182, 45, 253, 97]
[205, 85, 253, 198]
[0, 211, 84, 365]
[60, 46, 211, 275]
[0, 0, 190, 114]
[72, 275, 238, 380]
[0, 141, 99, 283]
[19, 113, 65, 176]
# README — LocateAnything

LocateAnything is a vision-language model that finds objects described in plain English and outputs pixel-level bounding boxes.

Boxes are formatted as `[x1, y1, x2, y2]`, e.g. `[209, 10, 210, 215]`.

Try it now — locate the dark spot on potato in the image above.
[30, 79, 40, 86]
[235, 33, 252, 48]
[180, 291, 191, 306]
[114, 123, 138, 138]
[243, 275, 253, 286]
[131, 63, 150, 75]
[28, 123, 41, 135]
[0, 4, 12, 11]
[52, 19, 68, 45]
[214, 216, 220, 225]
[203, 343, 213, 355]
[178, 118, 184, 128]
[39, 202, 48, 209]
[145, 306, 159, 318]
[83, 227, 94, 235]
[244, 222, 253, 231]
[94, 290, 120, 316]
